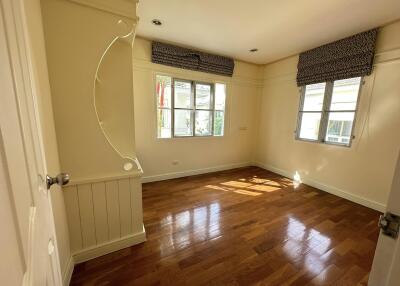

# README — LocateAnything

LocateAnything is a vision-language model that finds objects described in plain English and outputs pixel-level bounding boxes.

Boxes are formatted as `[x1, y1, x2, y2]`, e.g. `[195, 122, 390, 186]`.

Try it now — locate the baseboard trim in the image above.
[254, 161, 386, 212]
[72, 227, 146, 264]
[62, 255, 74, 286]
[141, 162, 252, 183]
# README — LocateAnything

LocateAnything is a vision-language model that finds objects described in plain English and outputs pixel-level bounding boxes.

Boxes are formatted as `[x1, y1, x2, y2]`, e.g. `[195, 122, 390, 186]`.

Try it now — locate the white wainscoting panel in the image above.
[63, 175, 145, 263]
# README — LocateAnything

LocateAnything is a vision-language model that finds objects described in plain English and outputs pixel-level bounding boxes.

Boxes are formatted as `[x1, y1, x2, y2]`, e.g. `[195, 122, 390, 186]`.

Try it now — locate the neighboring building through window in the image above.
[156, 75, 226, 138]
[296, 77, 362, 146]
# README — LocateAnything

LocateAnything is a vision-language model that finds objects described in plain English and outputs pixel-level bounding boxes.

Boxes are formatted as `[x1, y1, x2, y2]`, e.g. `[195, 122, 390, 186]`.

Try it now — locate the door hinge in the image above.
[379, 212, 400, 239]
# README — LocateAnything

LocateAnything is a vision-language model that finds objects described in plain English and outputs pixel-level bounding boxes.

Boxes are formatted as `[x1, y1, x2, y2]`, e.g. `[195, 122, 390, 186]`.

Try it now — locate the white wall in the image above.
[133, 37, 262, 181]
[255, 20, 400, 211]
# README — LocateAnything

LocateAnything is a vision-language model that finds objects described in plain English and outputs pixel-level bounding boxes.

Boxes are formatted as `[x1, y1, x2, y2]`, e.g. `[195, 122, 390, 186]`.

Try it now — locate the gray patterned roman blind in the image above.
[297, 29, 378, 86]
[152, 41, 235, 77]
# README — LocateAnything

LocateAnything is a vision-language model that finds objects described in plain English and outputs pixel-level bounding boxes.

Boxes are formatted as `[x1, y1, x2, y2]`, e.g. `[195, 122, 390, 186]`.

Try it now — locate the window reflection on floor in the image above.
[158, 173, 299, 256]
[159, 203, 221, 256]
[283, 216, 332, 276]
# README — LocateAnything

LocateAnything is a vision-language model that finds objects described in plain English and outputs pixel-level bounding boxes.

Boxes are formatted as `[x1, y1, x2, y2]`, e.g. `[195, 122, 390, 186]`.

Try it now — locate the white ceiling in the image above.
[136, 0, 400, 65]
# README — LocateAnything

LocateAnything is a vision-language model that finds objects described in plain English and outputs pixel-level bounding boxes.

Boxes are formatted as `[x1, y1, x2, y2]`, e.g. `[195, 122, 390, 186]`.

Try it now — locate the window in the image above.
[156, 75, 226, 138]
[296, 77, 362, 146]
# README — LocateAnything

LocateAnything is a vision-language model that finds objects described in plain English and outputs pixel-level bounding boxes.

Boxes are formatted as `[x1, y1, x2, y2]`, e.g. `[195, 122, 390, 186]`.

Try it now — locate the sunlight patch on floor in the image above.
[248, 184, 280, 192]
[205, 185, 229, 192]
[233, 189, 262, 196]
[204, 172, 299, 197]
[221, 181, 253, 188]
[250, 178, 269, 184]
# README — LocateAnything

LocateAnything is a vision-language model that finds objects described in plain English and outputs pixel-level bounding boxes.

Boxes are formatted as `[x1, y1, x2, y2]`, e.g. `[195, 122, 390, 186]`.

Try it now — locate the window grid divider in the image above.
[318, 81, 334, 142]
[295, 86, 305, 140]
[211, 83, 215, 136]
[171, 79, 175, 137]
[192, 81, 196, 137]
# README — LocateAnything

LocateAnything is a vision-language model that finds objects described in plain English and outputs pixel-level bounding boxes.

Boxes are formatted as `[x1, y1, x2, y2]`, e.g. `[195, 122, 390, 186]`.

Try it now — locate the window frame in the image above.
[193, 81, 215, 136]
[172, 78, 195, 137]
[295, 78, 363, 147]
[155, 74, 226, 139]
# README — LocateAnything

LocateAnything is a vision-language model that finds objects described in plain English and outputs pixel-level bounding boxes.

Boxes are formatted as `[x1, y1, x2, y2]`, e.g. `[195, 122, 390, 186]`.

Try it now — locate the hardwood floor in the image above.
[70, 167, 380, 285]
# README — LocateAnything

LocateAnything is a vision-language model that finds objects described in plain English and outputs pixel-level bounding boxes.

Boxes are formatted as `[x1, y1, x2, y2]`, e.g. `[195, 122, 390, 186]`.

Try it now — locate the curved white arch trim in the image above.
[93, 20, 142, 173]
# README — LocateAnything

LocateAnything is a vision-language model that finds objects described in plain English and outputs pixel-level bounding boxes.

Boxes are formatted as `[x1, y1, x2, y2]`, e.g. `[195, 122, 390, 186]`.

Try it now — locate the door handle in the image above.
[46, 173, 70, 189]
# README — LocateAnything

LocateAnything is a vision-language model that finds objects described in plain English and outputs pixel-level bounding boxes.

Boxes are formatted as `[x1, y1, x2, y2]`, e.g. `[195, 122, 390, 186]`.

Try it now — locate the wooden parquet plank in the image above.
[70, 167, 380, 285]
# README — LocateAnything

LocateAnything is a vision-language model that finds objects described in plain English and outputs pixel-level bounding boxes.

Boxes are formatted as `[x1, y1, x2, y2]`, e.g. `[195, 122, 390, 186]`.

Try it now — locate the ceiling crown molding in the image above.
[68, 0, 139, 20]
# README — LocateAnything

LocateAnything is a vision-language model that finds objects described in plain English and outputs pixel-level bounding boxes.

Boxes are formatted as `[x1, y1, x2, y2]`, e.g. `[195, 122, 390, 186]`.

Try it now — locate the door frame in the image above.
[0, 0, 62, 284]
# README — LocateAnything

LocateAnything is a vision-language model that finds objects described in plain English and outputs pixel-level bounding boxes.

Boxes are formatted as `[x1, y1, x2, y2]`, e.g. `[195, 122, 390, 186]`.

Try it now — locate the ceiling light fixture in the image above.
[152, 19, 162, 26]
[249, 48, 258, 52]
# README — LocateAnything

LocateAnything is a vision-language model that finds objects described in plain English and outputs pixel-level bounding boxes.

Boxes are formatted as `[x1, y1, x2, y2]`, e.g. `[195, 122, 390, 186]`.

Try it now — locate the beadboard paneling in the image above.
[63, 185, 83, 252]
[118, 179, 132, 237]
[105, 180, 121, 240]
[63, 176, 145, 258]
[77, 184, 96, 248]
[130, 177, 143, 233]
[92, 182, 108, 244]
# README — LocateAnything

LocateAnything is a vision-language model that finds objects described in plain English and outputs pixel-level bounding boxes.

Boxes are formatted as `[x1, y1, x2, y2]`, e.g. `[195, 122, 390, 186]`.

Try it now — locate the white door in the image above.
[0, 0, 63, 285]
[369, 151, 400, 286]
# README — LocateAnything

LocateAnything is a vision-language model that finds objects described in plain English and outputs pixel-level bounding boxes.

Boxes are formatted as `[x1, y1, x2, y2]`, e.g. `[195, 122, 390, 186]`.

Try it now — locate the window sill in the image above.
[295, 137, 352, 148]
[156, 135, 225, 141]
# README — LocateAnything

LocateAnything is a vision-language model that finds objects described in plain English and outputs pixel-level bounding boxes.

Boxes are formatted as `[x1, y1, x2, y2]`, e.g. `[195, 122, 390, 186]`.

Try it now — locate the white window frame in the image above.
[295, 78, 363, 147]
[155, 74, 226, 139]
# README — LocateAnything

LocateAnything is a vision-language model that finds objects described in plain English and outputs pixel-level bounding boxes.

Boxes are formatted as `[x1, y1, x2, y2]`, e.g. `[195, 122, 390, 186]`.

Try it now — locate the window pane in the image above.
[330, 77, 361, 111]
[157, 109, 171, 138]
[214, 111, 224, 136]
[195, 84, 211, 109]
[174, 80, 192, 108]
[195, 110, 212, 136]
[174, 109, 193, 136]
[215, 83, 226, 110]
[299, 112, 322, 140]
[302, 82, 326, 111]
[325, 112, 355, 145]
[156, 75, 172, 108]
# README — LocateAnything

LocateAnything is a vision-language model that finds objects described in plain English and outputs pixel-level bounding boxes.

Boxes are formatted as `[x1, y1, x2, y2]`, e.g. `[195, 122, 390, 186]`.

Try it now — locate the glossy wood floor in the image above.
[71, 167, 380, 285]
